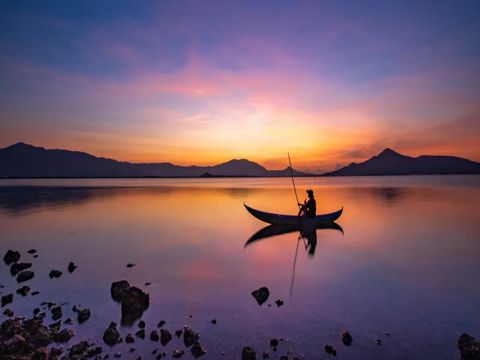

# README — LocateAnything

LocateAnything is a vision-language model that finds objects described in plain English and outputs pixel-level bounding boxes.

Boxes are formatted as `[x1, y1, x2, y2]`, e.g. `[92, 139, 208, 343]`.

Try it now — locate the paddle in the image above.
[287, 152, 300, 208]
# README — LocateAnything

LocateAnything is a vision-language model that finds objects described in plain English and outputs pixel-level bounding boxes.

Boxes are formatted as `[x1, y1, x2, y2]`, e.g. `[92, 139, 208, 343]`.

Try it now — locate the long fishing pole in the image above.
[287, 152, 300, 206]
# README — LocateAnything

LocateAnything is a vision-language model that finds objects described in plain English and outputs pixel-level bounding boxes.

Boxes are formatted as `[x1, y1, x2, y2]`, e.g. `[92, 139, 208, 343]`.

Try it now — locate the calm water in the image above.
[1, 176, 479, 359]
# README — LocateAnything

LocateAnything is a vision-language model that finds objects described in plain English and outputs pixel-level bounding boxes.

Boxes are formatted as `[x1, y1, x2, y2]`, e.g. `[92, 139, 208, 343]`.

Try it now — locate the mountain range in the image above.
[0, 143, 479, 178]
[0, 143, 308, 178]
[324, 148, 480, 176]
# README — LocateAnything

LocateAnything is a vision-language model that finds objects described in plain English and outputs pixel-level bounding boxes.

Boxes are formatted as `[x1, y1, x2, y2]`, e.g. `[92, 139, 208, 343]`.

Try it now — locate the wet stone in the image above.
[31, 290, 40, 296]
[126, 263, 136, 268]
[251, 287, 270, 306]
[150, 330, 159, 342]
[270, 338, 279, 348]
[175, 329, 183, 337]
[103, 322, 120, 346]
[160, 329, 172, 346]
[51, 306, 62, 321]
[28, 249, 37, 254]
[191, 341, 206, 358]
[211, 319, 217, 324]
[17, 270, 35, 283]
[4, 250, 21, 265]
[135, 329, 145, 339]
[157, 320, 166, 328]
[324, 344, 336, 356]
[125, 334, 135, 343]
[10, 262, 32, 276]
[1, 294, 13, 307]
[183, 326, 199, 347]
[16, 285, 30, 296]
[275, 299, 284, 307]
[458, 333, 480, 360]
[76, 308, 91, 323]
[138, 320, 145, 328]
[242, 346, 257, 360]
[49, 270, 62, 279]
[3, 309, 14, 317]
[262, 351, 269, 359]
[341, 331, 353, 346]
[53, 328, 75, 343]
[68, 262, 77, 273]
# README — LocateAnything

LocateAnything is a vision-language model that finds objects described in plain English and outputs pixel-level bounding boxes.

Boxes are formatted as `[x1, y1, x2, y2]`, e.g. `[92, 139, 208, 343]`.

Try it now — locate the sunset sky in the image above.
[0, 1, 479, 172]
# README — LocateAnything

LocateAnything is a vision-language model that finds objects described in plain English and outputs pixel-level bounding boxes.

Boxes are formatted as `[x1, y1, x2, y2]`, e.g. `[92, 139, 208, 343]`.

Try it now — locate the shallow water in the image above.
[1, 176, 479, 359]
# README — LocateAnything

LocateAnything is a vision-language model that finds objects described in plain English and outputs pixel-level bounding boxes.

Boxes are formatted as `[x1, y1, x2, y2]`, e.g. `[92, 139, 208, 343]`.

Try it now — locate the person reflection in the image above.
[300, 224, 317, 257]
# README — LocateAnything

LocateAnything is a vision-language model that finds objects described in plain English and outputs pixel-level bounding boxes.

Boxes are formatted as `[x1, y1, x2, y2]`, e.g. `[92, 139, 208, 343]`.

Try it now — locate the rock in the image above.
[16, 285, 30, 296]
[172, 349, 185, 358]
[110, 280, 149, 325]
[49, 270, 62, 279]
[160, 329, 172, 346]
[262, 351, 269, 359]
[270, 338, 279, 348]
[126, 263, 136, 268]
[10, 262, 32, 275]
[69, 340, 91, 356]
[157, 320, 166, 328]
[68, 262, 77, 273]
[211, 319, 217, 324]
[150, 330, 159, 342]
[324, 344, 336, 356]
[28, 249, 37, 254]
[53, 328, 75, 343]
[4, 250, 20, 265]
[125, 334, 135, 343]
[31, 291, 39, 296]
[51, 306, 62, 321]
[17, 270, 34, 283]
[1, 294, 13, 307]
[251, 287, 270, 305]
[458, 333, 480, 360]
[49, 320, 61, 331]
[175, 329, 183, 337]
[3, 309, 14, 317]
[33, 255, 39, 258]
[341, 331, 353, 346]
[135, 329, 145, 339]
[183, 326, 199, 347]
[111, 280, 130, 301]
[103, 322, 120, 346]
[145, 282, 151, 286]
[376, 339, 382, 345]
[138, 320, 146, 328]
[64, 317, 73, 325]
[33, 307, 40, 315]
[75, 308, 91, 323]
[242, 346, 257, 360]
[191, 342, 206, 358]
[275, 299, 284, 307]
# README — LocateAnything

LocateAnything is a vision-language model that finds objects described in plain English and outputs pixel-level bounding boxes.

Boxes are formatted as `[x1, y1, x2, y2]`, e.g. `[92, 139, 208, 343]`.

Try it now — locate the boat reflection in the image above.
[245, 222, 344, 298]
[245, 222, 344, 254]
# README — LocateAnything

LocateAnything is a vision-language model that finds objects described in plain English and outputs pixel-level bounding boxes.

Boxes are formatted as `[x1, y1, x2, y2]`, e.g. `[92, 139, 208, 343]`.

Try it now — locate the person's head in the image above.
[306, 189, 314, 198]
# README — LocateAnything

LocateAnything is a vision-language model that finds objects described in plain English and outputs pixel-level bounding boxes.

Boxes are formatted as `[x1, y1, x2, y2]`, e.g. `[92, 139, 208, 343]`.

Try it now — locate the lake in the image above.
[1, 176, 479, 359]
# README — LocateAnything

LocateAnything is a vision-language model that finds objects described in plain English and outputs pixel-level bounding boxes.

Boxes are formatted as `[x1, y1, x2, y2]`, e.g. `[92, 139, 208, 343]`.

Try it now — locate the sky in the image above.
[0, 0, 479, 172]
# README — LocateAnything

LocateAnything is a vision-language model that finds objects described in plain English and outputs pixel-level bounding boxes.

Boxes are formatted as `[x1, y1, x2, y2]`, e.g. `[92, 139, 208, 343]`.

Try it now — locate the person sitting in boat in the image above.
[298, 189, 316, 218]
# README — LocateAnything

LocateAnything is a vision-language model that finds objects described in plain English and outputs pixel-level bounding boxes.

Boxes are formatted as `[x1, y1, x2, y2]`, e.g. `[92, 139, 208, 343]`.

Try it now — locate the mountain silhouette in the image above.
[0, 143, 309, 178]
[324, 148, 480, 176]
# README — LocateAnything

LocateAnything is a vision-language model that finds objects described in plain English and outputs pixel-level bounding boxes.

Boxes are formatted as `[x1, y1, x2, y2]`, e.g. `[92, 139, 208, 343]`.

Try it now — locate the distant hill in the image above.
[323, 148, 480, 176]
[0, 142, 310, 178]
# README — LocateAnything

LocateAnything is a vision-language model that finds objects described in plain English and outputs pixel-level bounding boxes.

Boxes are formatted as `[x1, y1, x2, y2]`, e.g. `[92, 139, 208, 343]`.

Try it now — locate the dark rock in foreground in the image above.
[53, 328, 75, 343]
[4, 250, 20, 265]
[458, 333, 480, 360]
[16, 286, 30, 297]
[275, 300, 284, 307]
[324, 344, 336, 356]
[150, 330, 159, 342]
[73, 306, 91, 324]
[49, 270, 62, 279]
[183, 326, 199, 347]
[103, 322, 120, 346]
[341, 331, 353, 346]
[191, 341, 206, 358]
[160, 329, 172, 346]
[242, 346, 257, 360]
[1, 294, 13, 307]
[110, 280, 149, 326]
[10, 262, 32, 276]
[68, 262, 77, 273]
[51, 306, 62, 321]
[251, 287, 270, 306]
[17, 270, 35, 283]
[27, 249, 37, 254]
[125, 334, 135, 343]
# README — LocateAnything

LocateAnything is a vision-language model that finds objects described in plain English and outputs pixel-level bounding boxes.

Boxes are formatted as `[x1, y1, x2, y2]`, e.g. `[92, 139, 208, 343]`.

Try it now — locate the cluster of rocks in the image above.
[458, 333, 480, 360]
[0, 315, 90, 359]
[102, 318, 207, 359]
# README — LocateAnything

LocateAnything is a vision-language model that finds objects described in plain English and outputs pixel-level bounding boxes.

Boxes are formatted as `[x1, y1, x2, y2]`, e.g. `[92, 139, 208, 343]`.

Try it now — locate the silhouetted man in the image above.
[298, 189, 316, 218]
